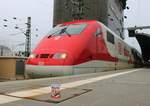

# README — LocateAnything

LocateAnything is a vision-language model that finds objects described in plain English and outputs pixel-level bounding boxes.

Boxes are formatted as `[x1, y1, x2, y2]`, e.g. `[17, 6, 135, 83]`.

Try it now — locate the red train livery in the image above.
[25, 20, 142, 78]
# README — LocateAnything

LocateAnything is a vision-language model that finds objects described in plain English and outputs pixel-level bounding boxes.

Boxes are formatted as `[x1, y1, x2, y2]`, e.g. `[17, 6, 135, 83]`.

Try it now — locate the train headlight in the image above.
[29, 54, 36, 59]
[53, 53, 67, 59]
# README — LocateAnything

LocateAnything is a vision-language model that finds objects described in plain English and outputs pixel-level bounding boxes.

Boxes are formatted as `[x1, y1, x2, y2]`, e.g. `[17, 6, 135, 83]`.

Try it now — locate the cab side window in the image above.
[95, 28, 102, 37]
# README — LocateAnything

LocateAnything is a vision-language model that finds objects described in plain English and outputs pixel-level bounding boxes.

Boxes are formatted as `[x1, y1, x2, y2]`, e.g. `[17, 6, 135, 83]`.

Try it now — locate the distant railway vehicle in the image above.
[25, 20, 142, 78]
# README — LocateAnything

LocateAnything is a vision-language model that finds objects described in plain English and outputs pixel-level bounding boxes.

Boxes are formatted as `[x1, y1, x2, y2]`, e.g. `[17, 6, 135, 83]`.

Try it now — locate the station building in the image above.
[53, 0, 127, 39]
[0, 45, 12, 56]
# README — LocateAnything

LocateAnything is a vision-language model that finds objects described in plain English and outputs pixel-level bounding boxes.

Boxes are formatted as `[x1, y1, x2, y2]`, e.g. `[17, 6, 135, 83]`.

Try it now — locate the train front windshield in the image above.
[47, 24, 87, 37]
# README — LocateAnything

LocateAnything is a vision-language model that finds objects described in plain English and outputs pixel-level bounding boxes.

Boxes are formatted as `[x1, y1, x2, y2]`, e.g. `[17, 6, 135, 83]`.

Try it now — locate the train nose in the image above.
[25, 52, 74, 78]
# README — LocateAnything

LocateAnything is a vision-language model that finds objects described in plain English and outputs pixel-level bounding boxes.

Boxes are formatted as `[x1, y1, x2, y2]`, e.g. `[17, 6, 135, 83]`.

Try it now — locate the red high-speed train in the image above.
[25, 20, 142, 78]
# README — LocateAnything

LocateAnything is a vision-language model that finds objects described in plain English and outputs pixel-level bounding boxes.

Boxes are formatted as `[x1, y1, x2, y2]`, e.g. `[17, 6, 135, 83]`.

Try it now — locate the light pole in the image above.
[25, 17, 31, 57]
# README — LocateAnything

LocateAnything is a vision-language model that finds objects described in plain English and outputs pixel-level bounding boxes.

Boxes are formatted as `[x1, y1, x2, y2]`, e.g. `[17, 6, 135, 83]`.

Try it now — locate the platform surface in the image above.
[0, 68, 150, 106]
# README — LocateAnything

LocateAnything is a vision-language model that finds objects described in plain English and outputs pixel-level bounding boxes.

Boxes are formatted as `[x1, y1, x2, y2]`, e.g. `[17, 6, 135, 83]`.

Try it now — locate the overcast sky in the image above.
[0, 0, 53, 51]
[0, 0, 150, 52]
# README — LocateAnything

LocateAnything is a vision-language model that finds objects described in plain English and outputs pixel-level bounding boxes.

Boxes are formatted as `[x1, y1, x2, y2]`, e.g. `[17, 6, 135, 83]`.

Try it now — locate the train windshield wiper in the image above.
[47, 30, 60, 38]
[48, 26, 71, 38]
[59, 27, 71, 37]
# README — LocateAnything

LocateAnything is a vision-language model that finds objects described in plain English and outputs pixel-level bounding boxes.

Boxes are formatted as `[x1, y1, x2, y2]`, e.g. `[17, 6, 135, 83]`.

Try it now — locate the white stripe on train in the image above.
[25, 60, 134, 77]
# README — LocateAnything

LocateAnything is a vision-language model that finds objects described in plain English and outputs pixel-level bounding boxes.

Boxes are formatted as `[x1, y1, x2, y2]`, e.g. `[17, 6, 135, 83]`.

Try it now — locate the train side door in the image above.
[105, 31, 116, 70]
[95, 27, 107, 71]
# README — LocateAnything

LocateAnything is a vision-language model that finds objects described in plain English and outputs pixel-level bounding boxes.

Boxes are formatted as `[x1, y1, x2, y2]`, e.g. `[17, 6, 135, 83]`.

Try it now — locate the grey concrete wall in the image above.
[107, 0, 125, 38]
[53, 0, 108, 26]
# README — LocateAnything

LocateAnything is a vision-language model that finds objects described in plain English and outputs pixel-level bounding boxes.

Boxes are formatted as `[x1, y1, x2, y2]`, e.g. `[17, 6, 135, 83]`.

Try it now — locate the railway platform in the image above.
[0, 68, 150, 106]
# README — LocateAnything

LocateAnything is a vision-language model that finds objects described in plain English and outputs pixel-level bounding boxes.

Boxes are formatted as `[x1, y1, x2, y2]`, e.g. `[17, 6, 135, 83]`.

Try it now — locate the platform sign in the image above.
[50, 83, 61, 99]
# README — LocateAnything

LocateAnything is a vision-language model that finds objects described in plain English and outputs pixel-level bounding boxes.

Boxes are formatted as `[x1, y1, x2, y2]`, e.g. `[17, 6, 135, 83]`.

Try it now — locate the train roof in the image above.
[59, 20, 137, 51]
[61, 20, 97, 26]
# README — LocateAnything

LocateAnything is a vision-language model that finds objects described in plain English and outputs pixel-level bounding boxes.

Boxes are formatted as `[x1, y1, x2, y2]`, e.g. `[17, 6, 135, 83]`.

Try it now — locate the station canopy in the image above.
[128, 28, 150, 64]
[135, 33, 150, 63]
